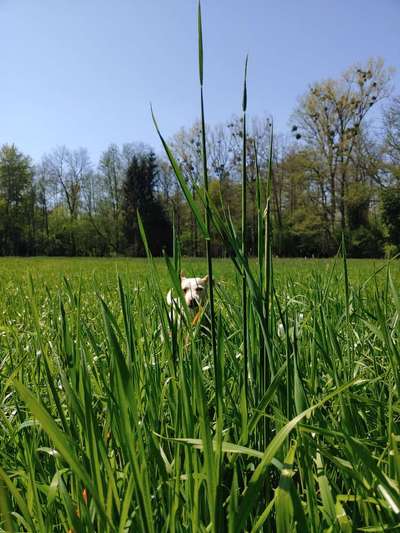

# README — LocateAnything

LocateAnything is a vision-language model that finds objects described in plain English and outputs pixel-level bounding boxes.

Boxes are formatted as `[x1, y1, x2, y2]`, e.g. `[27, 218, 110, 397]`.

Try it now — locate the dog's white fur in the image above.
[180, 274, 209, 309]
[166, 273, 209, 320]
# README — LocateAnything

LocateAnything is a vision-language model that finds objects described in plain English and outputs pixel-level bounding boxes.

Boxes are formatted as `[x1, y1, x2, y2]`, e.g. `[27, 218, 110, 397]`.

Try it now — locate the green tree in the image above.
[96, 144, 125, 253]
[382, 95, 400, 186]
[43, 146, 92, 255]
[381, 187, 400, 253]
[122, 151, 172, 256]
[274, 146, 335, 256]
[0, 144, 35, 255]
[292, 58, 392, 237]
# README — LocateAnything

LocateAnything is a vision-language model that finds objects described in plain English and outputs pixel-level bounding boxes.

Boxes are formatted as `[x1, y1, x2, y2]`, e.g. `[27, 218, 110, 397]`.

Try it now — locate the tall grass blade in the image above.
[241, 54, 249, 417]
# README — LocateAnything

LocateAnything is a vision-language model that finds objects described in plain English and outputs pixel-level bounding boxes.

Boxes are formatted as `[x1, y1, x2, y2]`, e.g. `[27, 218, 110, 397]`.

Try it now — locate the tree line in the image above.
[1, 58, 400, 258]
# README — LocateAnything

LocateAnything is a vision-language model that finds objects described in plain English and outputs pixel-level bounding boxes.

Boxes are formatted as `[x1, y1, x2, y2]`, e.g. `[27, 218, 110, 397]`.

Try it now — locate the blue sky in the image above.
[1, 0, 399, 164]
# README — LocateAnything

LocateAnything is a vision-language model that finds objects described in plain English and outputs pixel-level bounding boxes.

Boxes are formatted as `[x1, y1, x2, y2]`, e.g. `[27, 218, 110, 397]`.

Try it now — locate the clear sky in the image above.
[1, 0, 399, 165]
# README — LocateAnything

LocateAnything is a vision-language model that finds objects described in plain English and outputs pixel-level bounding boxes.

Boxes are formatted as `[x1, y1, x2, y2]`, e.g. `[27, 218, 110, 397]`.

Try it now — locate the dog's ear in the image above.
[201, 275, 209, 285]
[180, 271, 186, 280]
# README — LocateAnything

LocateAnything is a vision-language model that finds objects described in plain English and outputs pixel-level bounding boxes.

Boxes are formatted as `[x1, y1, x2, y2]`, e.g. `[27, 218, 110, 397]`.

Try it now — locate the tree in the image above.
[0, 144, 35, 255]
[292, 58, 392, 237]
[168, 115, 273, 255]
[123, 150, 172, 256]
[271, 143, 334, 256]
[169, 123, 204, 255]
[95, 144, 125, 253]
[381, 187, 400, 253]
[382, 95, 400, 186]
[379, 98, 400, 255]
[42, 146, 92, 254]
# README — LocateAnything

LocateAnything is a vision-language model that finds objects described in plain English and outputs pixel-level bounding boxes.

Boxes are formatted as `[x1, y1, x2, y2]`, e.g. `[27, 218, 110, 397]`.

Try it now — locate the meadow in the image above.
[1, 256, 400, 531]
[1, 255, 396, 289]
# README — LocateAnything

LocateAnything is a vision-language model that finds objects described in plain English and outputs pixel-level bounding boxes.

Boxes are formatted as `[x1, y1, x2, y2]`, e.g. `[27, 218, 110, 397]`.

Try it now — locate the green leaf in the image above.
[0, 466, 34, 531]
[275, 442, 297, 533]
[234, 378, 359, 531]
[13, 380, 111, 530]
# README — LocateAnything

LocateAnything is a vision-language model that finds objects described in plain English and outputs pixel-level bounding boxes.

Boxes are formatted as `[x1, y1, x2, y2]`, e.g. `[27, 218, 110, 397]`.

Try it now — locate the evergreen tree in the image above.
[122, 151, 172, 256]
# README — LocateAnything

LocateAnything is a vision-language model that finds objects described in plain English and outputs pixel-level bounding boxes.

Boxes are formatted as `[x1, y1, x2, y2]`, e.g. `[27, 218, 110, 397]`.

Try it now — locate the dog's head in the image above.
[180, 273, 208, 310]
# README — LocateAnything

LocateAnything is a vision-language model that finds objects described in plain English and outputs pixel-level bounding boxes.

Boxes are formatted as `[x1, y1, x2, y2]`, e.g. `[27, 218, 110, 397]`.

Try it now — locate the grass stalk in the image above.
[198, 3, 222, 530]
[242, 55, 249, 415]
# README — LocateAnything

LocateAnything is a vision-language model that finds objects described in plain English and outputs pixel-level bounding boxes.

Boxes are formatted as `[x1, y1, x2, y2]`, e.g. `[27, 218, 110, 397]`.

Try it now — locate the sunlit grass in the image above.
[0, 256, 400, 531]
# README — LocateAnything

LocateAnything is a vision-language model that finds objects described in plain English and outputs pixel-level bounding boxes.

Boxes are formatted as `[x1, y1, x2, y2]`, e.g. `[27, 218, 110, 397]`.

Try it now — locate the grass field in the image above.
[0, 255, 397, 288]
[1, 256, 400, 532]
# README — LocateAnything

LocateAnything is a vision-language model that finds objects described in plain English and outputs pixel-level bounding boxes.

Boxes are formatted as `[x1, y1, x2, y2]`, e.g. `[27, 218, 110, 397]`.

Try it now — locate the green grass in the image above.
[1, 257, 400, 531]
[0, 255, 397, 286]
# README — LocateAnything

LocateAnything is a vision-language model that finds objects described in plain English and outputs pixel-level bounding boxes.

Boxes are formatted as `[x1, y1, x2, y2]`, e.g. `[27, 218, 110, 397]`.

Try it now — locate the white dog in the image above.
[166, 273, 209, 325]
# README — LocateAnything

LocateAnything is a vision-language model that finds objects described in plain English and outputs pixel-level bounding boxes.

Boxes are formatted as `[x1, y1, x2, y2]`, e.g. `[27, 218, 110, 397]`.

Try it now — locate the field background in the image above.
[1, 256, 396, 324]
[1, 256, 397, 289]
[1, 256, 400, 531]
